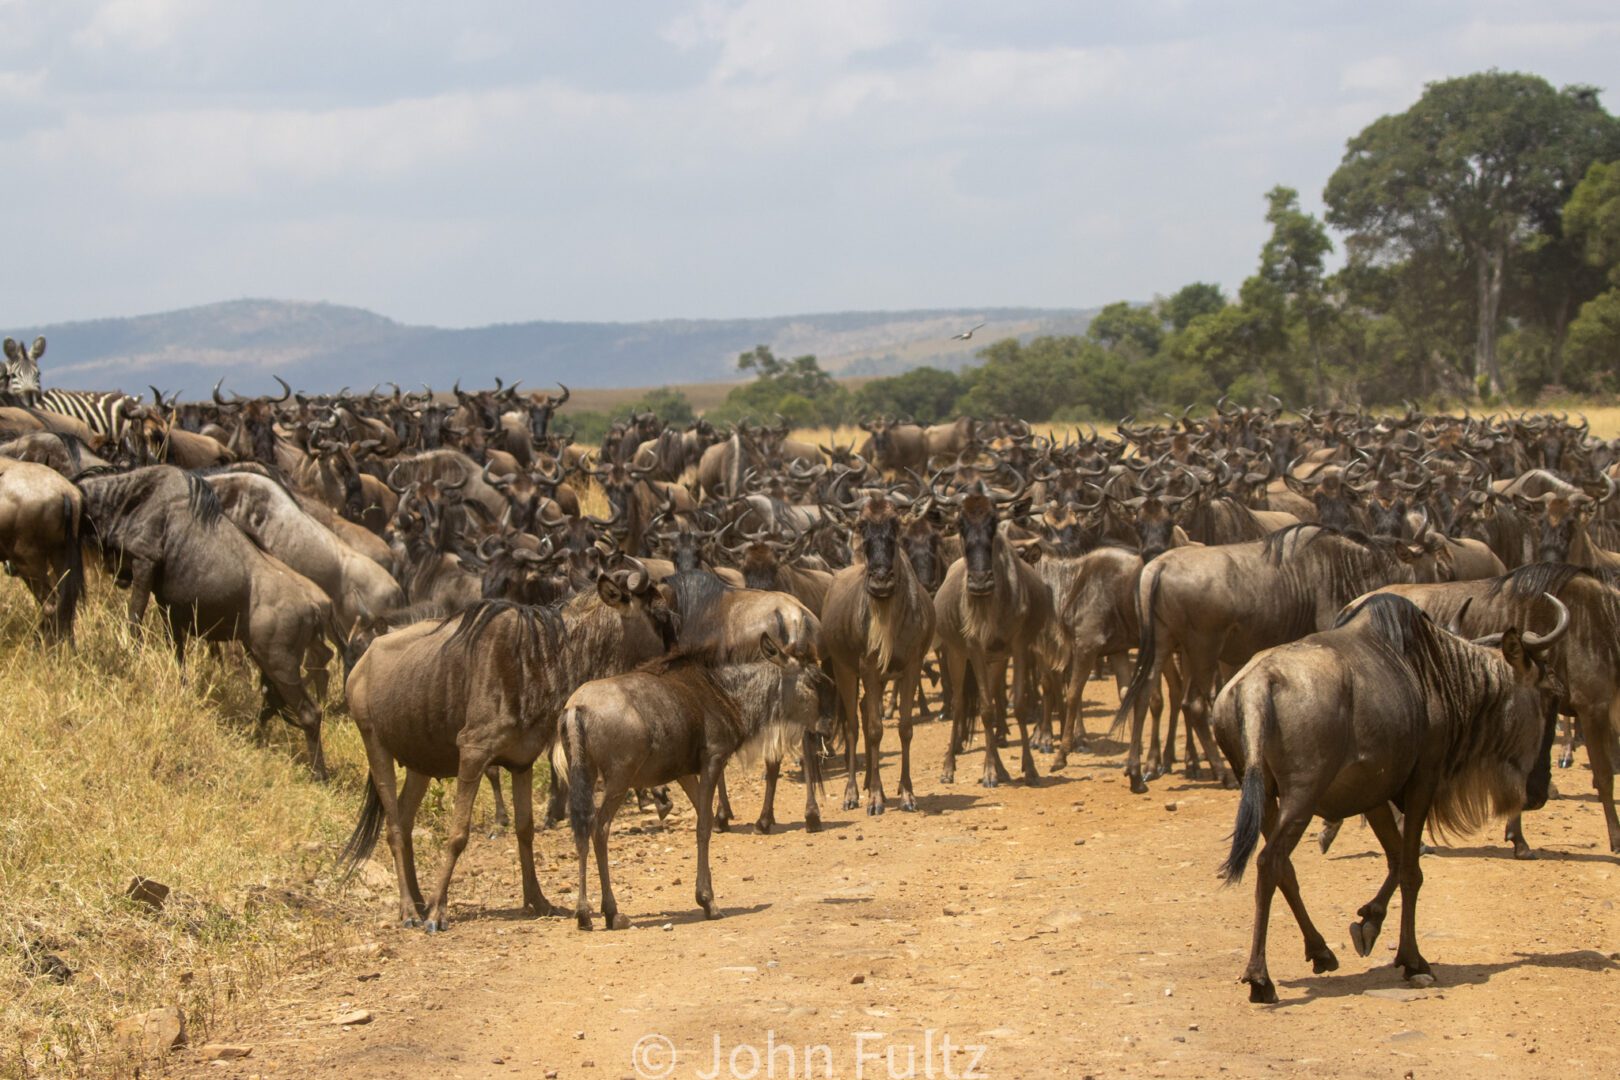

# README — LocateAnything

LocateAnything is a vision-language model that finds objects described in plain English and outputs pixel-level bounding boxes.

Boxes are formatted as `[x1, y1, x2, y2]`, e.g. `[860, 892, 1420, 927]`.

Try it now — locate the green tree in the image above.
[1158, 282, 1226, 332]
[1324, 71, 1620, 395]
[713, 345, 849, 426]
[851, 366, 964, 423]
[628, 386, 696, 425]
[1086, 301, 1164, 354]
[1250, 185, 1334, 400]
[1562, 159, 1620, 391]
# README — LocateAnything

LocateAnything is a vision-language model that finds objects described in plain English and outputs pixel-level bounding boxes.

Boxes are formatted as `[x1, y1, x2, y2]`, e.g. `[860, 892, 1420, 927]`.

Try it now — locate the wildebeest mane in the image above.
[446, 598, 566, 658]
[1333, 592, 1432, 656]
[1485, 562, 1587, 600]
[184, 472, 224, 525]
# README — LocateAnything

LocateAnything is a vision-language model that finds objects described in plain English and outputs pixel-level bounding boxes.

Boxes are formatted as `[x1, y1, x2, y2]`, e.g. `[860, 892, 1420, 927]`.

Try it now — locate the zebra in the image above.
[3, 335, 142, 442]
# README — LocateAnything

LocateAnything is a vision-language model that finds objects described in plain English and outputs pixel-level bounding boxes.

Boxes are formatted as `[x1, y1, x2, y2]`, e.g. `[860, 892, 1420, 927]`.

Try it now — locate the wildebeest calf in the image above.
[554, 630, 830, 929]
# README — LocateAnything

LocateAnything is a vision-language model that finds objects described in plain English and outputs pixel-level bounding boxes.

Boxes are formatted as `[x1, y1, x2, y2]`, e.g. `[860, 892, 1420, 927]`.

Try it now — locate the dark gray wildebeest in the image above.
[935, 478, 1051, 787]
[341, 566, 680, 932]
[78, 466, 339, 775]
[0, 432, 111, 478]
[201, 468, 405, 633]
[553, 629, 832, 929]
[821, 493, 937, 815]
[0, 456, 84, 642]
[1359, 563, 1620, 858]
[1214, 593, 1565, 1003]
[1114, 524, 1435, 793]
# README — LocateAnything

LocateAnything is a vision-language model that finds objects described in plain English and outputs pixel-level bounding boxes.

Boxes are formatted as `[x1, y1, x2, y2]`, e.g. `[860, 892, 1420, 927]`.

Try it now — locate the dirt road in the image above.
[176, 687, 1620, 1079]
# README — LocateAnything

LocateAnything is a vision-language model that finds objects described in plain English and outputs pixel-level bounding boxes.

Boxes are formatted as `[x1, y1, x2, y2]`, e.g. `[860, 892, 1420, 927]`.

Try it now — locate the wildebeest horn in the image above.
[483, 462, 512, 488]
[386, 463, 411, 493]
[554, 382, 570, 405]
[1522, 594, 1570, 651]
[270, 376, 293, 403]
[211, 378, 237, 408]
[442, 466, 469, 492]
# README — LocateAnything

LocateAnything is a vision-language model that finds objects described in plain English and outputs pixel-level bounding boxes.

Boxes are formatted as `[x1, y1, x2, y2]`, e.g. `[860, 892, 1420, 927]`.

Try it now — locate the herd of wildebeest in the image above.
[3, 332, 1620, 1001]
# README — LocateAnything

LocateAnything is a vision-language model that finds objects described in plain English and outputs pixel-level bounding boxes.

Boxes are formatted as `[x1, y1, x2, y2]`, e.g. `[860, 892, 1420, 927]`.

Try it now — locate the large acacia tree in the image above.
[1324, 72, 1619, 395]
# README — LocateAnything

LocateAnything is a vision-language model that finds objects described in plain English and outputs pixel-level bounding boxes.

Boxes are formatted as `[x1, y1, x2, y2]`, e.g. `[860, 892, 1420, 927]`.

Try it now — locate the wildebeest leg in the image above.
[1010, 652, 1039, 785]
[1178, 654, 1234, 789]
[1558, 713, 1578, 769]
[756, 760, 781, 835]
[357, 734, 424, 927]
[126, 558, 156, 634]
[713, 772, 733, 833]
[1317, 817, 1344, 854]
[1391, 785, 1437, 983]
[895, 664, 922, 811]
[543, 777, 565, 829]
[592, 788, 630, 930]
[1123, 627, 1169, 793]
[802, 729, 823, 832]
[692, 758, 725, 919]
[1053, 651, 1090, 770]
[1502, 814, 1533, 860]
[1350, 804, 1404, 957]
[396, 770, 430, 915]
[1585, 703, 1620, 854]
[510, 767, 559, 916]
[260, 646, 328, 780]
[861, 669, 887, 814]
[485, 768, 510, 830]
[422, 757, 489, 932]
[940, 646, 967, 783]
[975, 652, 1013, 787]
[837, 664, 862, 810]
[1239, 793, 1283, 1003]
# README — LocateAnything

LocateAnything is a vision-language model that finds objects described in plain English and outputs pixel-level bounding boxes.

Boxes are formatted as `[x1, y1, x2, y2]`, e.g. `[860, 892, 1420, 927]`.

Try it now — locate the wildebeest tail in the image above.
[55, 492, 84, 636]
[1219, 680, 1273, 883]
[339, 776, 385, 879]
[1111, 570, 1163, 736]
[551, 706, 595, 846]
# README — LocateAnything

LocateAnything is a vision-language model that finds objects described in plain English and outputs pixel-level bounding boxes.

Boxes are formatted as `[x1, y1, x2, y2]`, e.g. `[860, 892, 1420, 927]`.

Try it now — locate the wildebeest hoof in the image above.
[1050, 755, 1067, 772]
[609, 912, 631, 930]
[1559, 753, 1574, 768]
[1220, 770, 1239, 790]
[980, 774, 999, 788]
[900, 793, 917, 812]
[424, 919, 445, 934]
[867, 800, 885, 816]
[804, 813, 822, 833]
[1129, 774, 1149, 795]
[939, 770, 955, 784]
[714, 817, 730, 833]
[842, 791, 861, 812]
[1022, 771, 1040, 787]
[754, 818, 774, 835]
[1244, 976, 1278, 1004]
[1349, 920, 1379, 957]
[1311, 948, 1338, 974]
[1163, 763, 1181, 780]
[1512, 843, 1536, 861]
[576, 913, 593, 931]
[401, 917, 422, 929]
[701, 904, 721, 920]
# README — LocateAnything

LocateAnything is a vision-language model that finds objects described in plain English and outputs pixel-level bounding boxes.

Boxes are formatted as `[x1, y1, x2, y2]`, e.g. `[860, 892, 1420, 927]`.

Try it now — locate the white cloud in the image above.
[74, 0, 200, 52]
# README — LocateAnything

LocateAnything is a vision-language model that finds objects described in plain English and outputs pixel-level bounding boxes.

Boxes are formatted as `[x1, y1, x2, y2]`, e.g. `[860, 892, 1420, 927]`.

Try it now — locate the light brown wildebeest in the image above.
[0, 456, 84, 642]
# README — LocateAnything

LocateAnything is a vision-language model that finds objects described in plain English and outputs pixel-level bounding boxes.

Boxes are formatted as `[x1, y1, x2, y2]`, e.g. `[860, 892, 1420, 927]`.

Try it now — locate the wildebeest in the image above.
[1363, 563, 1620, 857]
[78, 466, 339, 775]
[935, 479, 1051, 787]
[341, 566, 679, 931]
[820, 494, 937, 815]
[0, 456, 85, 642]
[1115, 524, 1434, 792]
[1213, 593, 1565, 1002]
[553, 628, 829, 929]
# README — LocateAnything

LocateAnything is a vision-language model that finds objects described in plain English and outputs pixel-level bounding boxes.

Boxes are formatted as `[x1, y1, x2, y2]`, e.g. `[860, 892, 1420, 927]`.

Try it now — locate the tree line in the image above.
[566, 70, 1620, 433]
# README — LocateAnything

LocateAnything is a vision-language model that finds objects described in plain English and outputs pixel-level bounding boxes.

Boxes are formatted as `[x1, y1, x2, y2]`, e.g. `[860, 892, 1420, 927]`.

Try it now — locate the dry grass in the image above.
[0, 577, 393, 1078]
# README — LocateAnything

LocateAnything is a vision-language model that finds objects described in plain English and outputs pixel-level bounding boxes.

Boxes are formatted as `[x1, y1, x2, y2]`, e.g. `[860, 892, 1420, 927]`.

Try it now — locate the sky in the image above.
[1, 1, 1617, 329]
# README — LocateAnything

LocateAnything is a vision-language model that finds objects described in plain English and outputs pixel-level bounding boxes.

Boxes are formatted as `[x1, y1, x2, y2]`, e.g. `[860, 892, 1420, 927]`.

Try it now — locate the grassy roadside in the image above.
[0, 577, 381, 1078]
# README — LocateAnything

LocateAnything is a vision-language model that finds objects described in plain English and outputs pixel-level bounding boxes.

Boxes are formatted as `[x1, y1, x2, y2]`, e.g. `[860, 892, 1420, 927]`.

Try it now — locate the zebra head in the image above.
[2, 336, 44, 398]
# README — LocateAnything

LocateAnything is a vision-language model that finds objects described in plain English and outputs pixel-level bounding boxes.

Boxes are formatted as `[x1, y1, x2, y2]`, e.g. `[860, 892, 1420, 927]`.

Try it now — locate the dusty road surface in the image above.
[176, 686, 1620, 1080]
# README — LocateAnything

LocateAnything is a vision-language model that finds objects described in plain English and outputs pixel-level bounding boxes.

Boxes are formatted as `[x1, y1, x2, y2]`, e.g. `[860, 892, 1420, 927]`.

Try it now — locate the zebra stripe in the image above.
[33, 389, 139, 440]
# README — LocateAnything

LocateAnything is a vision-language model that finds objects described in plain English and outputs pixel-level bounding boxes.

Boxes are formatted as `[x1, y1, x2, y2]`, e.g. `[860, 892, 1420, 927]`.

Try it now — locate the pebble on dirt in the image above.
[125, 877, 171, 912]
[113, 1006, 185, 1055]
[335, 1010, 372, 1026]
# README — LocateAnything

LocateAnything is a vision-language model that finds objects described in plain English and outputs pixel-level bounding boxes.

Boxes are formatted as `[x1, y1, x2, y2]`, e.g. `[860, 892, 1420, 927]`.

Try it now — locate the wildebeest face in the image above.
[901, 516, 943, 593]
[858, 509, 900, 599]
[1133, 498, 1176, 562]
[959, 497, 999, 595]
[760, 631, 833, 737]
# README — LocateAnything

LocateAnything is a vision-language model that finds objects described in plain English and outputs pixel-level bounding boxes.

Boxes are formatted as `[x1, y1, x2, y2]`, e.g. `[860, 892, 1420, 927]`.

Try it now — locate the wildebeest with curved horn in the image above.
[820, 493, 937, 815]
[553, 626, 830, 929]
[1213, 592, 1566, 1003]
[340, 565, 679, 931]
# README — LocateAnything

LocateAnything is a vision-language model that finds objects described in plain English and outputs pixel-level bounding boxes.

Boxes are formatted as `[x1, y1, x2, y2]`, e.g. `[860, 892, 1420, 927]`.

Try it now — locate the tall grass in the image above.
[0, 575, 378, 1078]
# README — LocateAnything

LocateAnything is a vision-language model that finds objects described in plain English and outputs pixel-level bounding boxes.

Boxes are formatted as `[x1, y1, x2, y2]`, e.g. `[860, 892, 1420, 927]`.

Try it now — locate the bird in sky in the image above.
[951, 321, 986, 340]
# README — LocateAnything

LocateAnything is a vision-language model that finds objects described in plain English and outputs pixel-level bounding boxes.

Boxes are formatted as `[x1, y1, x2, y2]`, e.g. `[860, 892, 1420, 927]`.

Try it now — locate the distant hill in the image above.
[7, 299, 1095, 396]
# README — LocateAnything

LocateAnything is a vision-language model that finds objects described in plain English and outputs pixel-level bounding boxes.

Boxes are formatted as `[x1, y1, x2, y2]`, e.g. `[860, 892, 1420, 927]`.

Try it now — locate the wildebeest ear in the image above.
[2, 338, 17, 363]
[759, 631, 783, 662]
[596, 574, 628, 607]
[1499, 627, 1529, 672]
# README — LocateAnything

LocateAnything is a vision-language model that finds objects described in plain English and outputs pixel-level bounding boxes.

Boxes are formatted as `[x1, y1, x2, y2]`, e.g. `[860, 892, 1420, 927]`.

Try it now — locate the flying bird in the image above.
[952, 321, 986, 341]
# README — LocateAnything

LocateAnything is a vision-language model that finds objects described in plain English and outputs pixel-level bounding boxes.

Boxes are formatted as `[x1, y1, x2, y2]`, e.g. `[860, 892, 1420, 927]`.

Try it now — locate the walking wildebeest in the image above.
[341, 566, 679, 931]
[78, 466, 338, 775]
[553, 628, 831, 929]
[1214, 593, 1565, 1003]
